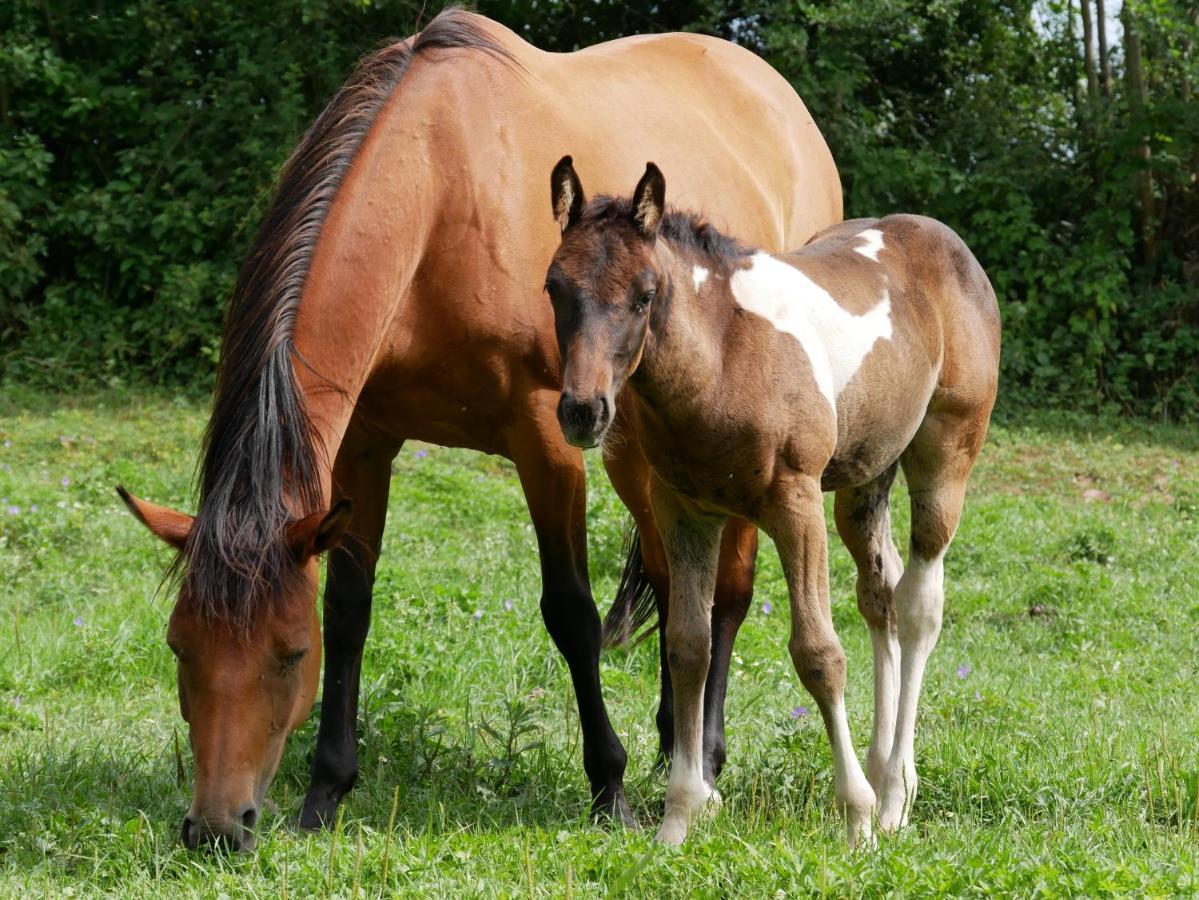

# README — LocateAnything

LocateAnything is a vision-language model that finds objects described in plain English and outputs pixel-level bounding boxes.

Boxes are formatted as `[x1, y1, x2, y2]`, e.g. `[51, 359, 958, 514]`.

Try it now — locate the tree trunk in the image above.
[1096, 0, 1112, 98]
[1122, 2, 1156, 267]
[1067, 0, 1082, 113]
[1080, 0, 1099, 103]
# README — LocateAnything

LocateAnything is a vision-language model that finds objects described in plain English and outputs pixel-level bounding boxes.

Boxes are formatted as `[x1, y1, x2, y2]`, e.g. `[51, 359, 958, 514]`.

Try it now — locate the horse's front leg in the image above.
[508, 413, 633, 827]
[300, 436, 398, 830]
[652, 486, 725, 845]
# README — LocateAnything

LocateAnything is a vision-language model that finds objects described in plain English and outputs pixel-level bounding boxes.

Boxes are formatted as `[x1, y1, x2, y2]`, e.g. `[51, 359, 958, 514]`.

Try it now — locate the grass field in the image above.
[1, 389, 1197, 897]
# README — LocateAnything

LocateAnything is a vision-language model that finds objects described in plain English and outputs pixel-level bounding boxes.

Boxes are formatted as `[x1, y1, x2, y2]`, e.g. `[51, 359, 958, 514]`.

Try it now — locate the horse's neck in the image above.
[287, 122, 444, 499]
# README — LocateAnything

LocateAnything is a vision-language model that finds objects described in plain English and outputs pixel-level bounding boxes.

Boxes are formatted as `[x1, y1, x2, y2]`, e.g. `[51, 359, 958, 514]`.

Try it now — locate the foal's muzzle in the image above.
[557, 391, 611, 448]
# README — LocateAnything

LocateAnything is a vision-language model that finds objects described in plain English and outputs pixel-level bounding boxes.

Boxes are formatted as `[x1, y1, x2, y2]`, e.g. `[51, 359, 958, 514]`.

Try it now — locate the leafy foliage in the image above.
[1, 0, 1195, 416]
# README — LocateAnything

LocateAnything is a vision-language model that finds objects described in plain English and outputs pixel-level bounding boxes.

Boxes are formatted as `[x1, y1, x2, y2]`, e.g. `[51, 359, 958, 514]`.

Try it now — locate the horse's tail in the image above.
[602, 520, 660, 650]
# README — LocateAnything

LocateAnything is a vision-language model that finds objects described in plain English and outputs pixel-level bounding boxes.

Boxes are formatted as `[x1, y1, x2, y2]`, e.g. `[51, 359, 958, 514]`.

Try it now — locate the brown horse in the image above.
[547, 160, 1000, 844]
[117, 9, 842, 849]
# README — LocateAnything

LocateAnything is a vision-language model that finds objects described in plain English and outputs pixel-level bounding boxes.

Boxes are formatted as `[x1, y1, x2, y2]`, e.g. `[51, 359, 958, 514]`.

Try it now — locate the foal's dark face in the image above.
[547, 158, 666, 448]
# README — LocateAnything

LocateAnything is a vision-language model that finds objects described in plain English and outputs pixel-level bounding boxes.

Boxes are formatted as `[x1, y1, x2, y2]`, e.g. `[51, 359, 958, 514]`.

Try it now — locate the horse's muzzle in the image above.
[181, 805, 259, 852]
[557, 391, 611, 448]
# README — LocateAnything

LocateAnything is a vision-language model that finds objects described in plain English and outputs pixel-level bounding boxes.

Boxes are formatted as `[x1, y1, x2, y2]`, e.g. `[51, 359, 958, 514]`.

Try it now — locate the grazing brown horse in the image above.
[547, 159, 1000, 844]
[116, 9, 842, 849]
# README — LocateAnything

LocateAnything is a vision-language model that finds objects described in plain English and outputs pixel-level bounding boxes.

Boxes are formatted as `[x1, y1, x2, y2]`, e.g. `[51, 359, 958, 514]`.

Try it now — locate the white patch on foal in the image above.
[692, 265, 709, 291]
[853, 228, 886, 261]
[729, 252, 892, 410]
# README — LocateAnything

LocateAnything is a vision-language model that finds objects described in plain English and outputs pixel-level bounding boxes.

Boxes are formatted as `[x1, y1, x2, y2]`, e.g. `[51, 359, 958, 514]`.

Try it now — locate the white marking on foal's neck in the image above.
[692, 266, 709, 291]
[729, 252, 892, 410]
[854, 228, 885, 262]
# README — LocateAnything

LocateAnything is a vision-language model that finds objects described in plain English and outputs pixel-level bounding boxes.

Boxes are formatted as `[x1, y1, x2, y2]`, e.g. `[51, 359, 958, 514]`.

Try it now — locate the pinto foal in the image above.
[546, 158, 1000, 845]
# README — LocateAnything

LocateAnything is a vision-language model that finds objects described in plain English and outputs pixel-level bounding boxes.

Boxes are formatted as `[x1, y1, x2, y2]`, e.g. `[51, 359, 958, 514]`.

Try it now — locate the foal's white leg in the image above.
[770, 476, 875, 846]
[833, 473, 903, 799]
[652, 492, 725, 846]
[877, 549, 945, 831]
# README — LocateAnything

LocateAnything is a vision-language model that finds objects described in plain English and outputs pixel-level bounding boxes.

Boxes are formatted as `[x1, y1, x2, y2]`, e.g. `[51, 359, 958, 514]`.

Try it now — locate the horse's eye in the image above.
[633, 289, 656, 310]
[281, 650, 307, 670]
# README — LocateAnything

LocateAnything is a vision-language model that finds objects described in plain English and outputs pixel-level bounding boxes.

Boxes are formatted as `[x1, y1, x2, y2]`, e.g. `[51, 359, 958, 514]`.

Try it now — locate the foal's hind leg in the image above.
[834, 464, 903, 799]
[877, 411, 986, 832]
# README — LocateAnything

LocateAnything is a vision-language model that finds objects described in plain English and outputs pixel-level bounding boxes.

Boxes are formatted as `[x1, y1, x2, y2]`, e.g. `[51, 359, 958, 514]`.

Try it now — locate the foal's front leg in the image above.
[652, 489, 725, 846]
[767, 474, 876, 846]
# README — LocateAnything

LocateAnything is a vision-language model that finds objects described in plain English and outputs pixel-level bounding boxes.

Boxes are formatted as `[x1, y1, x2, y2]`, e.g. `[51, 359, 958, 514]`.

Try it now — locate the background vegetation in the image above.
[1, 0, 1195, 415]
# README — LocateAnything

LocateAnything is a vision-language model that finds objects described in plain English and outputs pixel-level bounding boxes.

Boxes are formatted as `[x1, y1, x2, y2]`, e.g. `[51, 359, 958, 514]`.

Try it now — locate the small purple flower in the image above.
[790, 705, 809, 719]
[29, 504, 37, 513]
[60, 476, 70, 488]
[503, 599, 514, 612]
[73, 616, 84, 628]
[956, 664, 972, 679]
[414, 449, 429, 459]
[974, 690, 982, 701]
[5, 505, 19, 515]
[761, 601, 773, 615]
[0, 463, 9, 471]
[472, 609, 483, 621]
[10, 696, 19, 708]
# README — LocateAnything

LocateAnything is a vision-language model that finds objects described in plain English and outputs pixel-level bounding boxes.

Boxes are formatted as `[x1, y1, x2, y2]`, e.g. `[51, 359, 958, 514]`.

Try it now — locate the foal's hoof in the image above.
[593, 788, 638, 830]
[655, 813, 688, 846]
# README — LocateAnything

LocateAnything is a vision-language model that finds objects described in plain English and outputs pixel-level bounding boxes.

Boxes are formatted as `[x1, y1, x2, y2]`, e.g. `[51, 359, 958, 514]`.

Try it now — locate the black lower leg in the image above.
[299, 545, 375, 830]
[539, 567, 633, 826]
[655, 609, 675, 769]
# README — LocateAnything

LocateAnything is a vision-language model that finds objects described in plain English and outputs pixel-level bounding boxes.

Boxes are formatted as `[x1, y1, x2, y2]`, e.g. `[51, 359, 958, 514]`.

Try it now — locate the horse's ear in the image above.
[289, 500, 353, 560]
[116, 486, 193, 551]
[551, 155, 585, 234]
[632, 162, 666, 237]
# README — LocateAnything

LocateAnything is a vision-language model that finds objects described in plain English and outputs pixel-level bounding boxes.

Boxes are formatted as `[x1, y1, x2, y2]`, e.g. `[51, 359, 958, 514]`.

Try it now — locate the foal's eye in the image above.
[281, 650, 307, 671]
[633, 289, 656, 310]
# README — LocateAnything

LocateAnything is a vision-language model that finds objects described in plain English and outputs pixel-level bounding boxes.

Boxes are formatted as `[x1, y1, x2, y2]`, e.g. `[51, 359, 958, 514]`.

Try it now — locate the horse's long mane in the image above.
[182, 8, 515, 629]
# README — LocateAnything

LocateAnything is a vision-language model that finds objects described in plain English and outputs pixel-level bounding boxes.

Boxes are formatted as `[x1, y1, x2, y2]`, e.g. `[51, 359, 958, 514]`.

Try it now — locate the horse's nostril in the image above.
[597, 395, 610, 423]
[180, 816, 198, 850]
[240, 806, 259, 830]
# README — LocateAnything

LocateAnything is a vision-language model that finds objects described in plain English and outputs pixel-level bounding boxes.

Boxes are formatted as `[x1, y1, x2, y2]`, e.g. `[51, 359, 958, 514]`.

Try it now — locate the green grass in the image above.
[1, 389, 1197, 897]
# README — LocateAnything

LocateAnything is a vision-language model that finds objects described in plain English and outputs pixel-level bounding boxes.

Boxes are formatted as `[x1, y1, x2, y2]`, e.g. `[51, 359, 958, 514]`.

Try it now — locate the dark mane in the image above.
[182, 8, 516, 629]
[578, 196, 752, 265]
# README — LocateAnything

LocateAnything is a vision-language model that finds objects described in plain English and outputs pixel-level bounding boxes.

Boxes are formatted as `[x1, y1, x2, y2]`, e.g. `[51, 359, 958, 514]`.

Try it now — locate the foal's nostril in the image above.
[597, 394, 611, 426]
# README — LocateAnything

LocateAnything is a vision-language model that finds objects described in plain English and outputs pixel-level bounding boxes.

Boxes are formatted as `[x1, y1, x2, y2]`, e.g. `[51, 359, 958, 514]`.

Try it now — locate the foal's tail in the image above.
[601, 521, 660, 650]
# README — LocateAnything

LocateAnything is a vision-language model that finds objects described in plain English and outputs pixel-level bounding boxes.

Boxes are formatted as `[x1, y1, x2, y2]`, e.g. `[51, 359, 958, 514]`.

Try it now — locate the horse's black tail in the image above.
[601, 520, 660, 650]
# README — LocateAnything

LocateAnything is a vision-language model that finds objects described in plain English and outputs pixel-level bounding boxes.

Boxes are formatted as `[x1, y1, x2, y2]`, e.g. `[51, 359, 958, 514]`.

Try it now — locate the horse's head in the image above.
[546, 157, 669, 448]
[117, 486, 350, 851]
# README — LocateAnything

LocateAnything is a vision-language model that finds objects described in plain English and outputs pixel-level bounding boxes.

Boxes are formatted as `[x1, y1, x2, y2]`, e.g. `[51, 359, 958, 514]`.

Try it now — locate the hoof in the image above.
[298, 785, 346, 832]
[655, 814, 688, 846]
[592, 787, 638, 830]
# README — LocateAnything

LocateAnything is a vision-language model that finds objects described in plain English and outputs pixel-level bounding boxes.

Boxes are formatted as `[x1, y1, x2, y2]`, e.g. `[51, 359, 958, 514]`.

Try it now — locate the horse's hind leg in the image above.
[603, 423, 757, 784]
[877, 409, 988, 832]
[834, 463, 903, 799]
[507, 413, 632, 827]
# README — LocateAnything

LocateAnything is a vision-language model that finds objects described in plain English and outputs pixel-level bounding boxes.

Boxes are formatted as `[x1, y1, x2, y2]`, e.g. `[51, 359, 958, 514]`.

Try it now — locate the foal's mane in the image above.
[183, 9, 515, 629]
[579, 196, 752, 266]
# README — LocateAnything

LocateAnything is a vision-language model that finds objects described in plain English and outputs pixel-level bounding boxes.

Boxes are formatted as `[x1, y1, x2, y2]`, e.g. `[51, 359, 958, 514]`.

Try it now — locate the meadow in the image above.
[1, 389, 1197, 897]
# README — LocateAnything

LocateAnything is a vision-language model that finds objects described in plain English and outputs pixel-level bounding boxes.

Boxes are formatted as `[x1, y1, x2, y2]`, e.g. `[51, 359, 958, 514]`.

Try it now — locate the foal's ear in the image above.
[632, 162, 666, 238]
[288, 500, 353, 560]
[551, 155, 585, 234]
[116, 486, 194, 551]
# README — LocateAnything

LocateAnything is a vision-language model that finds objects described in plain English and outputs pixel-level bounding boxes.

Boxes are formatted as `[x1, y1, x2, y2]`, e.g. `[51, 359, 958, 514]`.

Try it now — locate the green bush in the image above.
[1, 0, 1195, 418]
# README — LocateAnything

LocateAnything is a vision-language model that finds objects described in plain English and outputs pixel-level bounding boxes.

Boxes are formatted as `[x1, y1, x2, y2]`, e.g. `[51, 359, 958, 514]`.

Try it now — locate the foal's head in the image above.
[117, 487, 351, 850]
[546, 157, 673, 448]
